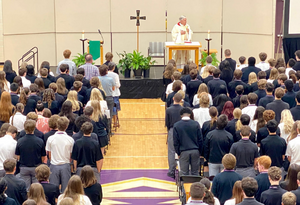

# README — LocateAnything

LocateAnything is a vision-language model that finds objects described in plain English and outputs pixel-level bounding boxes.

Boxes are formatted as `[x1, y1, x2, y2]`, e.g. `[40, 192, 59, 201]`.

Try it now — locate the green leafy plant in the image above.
[117, 51, 132, 74]
[72, 53, 87, 67]
[199, 51, 220, 67]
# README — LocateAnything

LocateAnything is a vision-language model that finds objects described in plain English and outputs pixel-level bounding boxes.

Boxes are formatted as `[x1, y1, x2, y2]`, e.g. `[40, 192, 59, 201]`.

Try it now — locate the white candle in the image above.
[82, 30, 84, 39]
[208, 30, 210, 39]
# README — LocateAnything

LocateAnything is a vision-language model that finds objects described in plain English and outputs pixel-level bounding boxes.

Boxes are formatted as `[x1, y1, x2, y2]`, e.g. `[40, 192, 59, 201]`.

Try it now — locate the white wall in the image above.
[1, 0, 275, 70]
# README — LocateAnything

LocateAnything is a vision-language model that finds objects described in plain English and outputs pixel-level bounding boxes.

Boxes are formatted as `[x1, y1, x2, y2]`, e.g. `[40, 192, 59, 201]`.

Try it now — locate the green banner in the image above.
[89, 40, 101, 60]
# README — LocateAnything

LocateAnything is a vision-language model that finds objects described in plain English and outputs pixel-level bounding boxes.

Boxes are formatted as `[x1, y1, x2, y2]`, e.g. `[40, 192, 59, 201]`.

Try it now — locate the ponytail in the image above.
[11, 103, 24, 126]
[203, 190, 215, 205]
[236, 119, 242, 131]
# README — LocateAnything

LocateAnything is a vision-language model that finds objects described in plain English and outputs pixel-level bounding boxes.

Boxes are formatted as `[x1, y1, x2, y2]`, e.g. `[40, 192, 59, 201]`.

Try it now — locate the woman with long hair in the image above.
[163, 63, 174, 87]
[278, 109, 295, 143]
[27, 183, 49, 205]
[240, 95, 249, 109]
[0, 71, 10, 92]
[90, 100, 109, 155]
[0, 178, 17, 205]
[221, 101, 234, 121]
[193, 83, 213, 107]
[57, 175, 92, 205]
[80, 166, 102, 205]
[224, 181, 244, 205]
[250, 106, 265, 133]
[19, 87, 30, 106]
[86, 89, 108, 115]
[42, 88, 59, 115]
[248, 72, 258, 92]
[0, 92, 14, 123]
[267, 68, 278, 84]
[56, 78, 68, 99]
[9, 103, 26, 133]
[275, 57, 286, 69]
[59, 101, 77, 136]
[87, 77, 106, 101]
[66, 91, 83, 116]
[214, 94, 230, 115]
[287, 121, 299, 143]
[220, 60, 233, 85]
[280, 164, 300, 191]
[225, 108, 242, 137]
[193, 93, 211, 127]
[34, 78, 45, 97]
[3, 60, 17, 84]
[26, 65, 37, 83]
[202, 106, 218, 140]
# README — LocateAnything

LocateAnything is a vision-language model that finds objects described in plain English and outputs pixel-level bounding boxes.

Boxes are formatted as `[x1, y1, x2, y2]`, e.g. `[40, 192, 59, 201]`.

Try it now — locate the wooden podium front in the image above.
[165, 42, 202, 67]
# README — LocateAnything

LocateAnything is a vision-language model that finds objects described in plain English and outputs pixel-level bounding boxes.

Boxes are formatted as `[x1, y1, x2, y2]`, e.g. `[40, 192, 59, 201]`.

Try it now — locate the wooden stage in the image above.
[100, 99, 181, 205]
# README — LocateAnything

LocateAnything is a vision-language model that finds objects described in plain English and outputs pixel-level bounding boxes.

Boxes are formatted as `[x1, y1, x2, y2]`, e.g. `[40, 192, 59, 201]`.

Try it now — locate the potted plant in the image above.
[72, 53, 87, 67]
[129, 50, 144, 78]
[117, 51, 132, 78]
[199, 51, 220, 67]
[141, 56, 156, 78]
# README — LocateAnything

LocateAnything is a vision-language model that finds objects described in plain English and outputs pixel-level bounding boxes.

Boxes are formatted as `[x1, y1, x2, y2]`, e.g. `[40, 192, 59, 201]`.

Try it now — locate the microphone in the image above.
[98, 29, 104, 44]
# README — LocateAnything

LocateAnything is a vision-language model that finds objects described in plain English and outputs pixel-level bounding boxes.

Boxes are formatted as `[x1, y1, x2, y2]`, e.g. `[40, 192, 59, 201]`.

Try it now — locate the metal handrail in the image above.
[18, 47, 38, 73]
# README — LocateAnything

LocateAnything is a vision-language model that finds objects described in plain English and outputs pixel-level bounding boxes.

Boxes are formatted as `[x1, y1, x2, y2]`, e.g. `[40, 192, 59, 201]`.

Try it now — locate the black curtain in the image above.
[283, 38, 300, 63]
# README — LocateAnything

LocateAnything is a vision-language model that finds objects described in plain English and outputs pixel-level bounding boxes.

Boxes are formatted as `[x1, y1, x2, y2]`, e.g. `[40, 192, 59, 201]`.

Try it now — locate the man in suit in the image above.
[293, 50, 300, 71]
[207, 69, 228, 99]
[241, 57, 261, 83]
[238, 177, 263, 205]
[266, 87, 290, 123]
[228, 69, 249, 99]
[3, 159, 27, 205]
[290, 91, 300, 121]
[219, 49, 236, 72]
[173, 107, 203, 176]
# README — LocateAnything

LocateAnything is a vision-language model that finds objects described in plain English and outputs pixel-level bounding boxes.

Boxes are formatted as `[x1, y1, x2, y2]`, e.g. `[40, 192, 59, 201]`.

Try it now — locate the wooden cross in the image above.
[130, 10, 146, 52]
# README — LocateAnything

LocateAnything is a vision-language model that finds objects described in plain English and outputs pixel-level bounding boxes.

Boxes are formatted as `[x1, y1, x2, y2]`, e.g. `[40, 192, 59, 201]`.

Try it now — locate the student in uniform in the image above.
[204, 114, 233, 177]
[228, 69, 249, 99]
[258, 82, 274, 108]
[230, 125, 258, 178]
[46, 117, 74, 192]
[255, 156, 272, 202]
[282, 80, 296, 108]
[15, 120, 46, 189]
[238, 177, 263, 205]
[186, 69, 202, 106]
[232, 85, 244, 108]
[165, 93, 183, 179]
[173, 108, 203, 176]
[257, 110, 280, 146]
[56, 64, 74, 90]
[207, 69, 228, 99]
[290, 92, 300, 121]
[260, 166, 287, 205]
[72, 122, 103, 182]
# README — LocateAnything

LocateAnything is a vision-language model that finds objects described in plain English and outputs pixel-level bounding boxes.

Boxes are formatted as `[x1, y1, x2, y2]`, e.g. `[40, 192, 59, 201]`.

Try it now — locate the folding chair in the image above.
[179, 175, 203, 204]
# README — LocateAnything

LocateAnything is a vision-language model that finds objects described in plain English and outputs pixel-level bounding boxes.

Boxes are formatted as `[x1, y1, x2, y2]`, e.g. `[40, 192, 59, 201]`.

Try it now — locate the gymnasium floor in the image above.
[100, 99, 181, 205]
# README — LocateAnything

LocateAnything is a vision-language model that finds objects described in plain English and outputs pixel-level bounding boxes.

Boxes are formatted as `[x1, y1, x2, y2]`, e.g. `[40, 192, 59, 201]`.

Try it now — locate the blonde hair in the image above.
[177, 90, 185, 107]
[90, 100, 103, 122]
[63, 175, 84, 205]
[197, 83, 209, 98]
[66, 91, 80, 112]
[269, 68, 279, 80]
[281, 110, 294, 134]
[287, 121, 299, 142]
[56, 77, 67, 95]
[90, 88, 104, 101]
[233, 108, 242, 119]
[248, 72, 257, 85]
[199, 93, 210, 108]
[201, 66, 210, 79]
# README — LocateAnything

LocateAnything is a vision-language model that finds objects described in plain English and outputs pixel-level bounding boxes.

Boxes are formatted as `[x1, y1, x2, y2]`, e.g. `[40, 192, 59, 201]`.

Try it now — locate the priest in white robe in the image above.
[171, 16, 193, 68]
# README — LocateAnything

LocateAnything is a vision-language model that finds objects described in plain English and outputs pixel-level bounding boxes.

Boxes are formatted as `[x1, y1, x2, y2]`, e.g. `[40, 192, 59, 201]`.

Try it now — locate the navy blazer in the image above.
[241, 66, 261, 83]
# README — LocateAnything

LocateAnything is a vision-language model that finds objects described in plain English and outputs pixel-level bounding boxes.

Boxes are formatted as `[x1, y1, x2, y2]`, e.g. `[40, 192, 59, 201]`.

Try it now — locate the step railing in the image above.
[18, 47, 38, 72]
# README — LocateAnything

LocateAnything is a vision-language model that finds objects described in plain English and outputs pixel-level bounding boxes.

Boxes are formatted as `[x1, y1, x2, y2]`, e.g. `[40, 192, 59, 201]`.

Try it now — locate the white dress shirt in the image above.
[193, 107, 211, 128]
[236, 64, 248, 70]
[20, 76, 31, 88]
[9, 112, 26, 132]
[256, 62, 270, 72]
[166, 81, 186, 95]
[46, 131, 74, 165]
[193, 94, 213, 107]
[242, 104, 257, 123]
[86, 100, 108, 116]
[286, 135, 300, 165]
[249, 119, 258, 132]
[0, 135, 17, 170]
[278, 123, 290, 143]
[107, 71, 121, 97]
[285, 67, 296, 77]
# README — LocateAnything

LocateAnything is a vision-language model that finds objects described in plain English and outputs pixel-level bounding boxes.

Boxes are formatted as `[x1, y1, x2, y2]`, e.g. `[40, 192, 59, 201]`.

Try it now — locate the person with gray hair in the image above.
[171, 15, 193, 68]
[106, 61, 121, 128]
